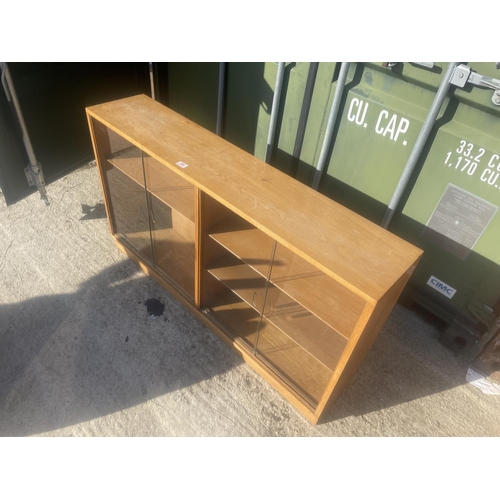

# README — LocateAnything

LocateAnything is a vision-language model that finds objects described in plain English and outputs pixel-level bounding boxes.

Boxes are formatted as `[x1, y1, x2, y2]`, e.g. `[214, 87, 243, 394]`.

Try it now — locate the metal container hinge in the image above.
[24, 162, 49, 205]
[450, 63, 500, 106]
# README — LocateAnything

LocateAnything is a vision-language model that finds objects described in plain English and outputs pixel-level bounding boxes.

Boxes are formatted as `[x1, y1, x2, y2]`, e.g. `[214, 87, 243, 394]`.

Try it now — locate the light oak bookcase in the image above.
[86, 94, 423, 424]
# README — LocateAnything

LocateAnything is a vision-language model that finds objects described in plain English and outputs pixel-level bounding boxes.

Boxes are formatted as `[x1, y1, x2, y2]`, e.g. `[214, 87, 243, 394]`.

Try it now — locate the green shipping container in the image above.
[271, 62, 500, 358]
[120, 62, 500, 358]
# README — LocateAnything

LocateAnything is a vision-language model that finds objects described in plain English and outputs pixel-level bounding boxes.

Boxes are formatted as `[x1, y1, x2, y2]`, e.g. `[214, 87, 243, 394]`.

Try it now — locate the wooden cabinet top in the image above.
[86, 95, 423, 303]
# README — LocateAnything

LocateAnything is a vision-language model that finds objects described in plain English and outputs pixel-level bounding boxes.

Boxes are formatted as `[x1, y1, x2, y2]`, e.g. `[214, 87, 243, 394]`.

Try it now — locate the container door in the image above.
[273, 61, 500, 354]
[0, 63, 150, 205]
[390, 62, 500, 347]
[0, 76, 29, 205]
[164, 62, 280, 161]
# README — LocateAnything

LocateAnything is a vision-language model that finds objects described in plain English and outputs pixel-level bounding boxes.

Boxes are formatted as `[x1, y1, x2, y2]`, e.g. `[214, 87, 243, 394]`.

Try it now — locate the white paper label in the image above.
[466, 367, 500, 395]
[426, 275, 457, 298]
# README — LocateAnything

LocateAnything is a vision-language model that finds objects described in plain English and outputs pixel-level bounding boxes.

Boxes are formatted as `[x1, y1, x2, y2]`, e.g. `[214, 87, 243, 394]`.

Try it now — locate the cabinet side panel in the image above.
[195, 187, 202, 308]
[86, 114, 115, 235]
[316, 265, 417, 421]
[199, 192, 238, 307]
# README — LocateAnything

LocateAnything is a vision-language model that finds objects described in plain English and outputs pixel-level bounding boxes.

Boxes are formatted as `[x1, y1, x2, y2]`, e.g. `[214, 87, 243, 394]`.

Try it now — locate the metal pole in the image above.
[216, 62, 226, 137]
[149, 62, 156, 101]
[311, 62, 350, 190]
[2, 63, 38, 166]
[0, 62, 48, 205]
[292, 62, 319, 161]
[380, 62, 459, 228]
[264, 62, 286, 164]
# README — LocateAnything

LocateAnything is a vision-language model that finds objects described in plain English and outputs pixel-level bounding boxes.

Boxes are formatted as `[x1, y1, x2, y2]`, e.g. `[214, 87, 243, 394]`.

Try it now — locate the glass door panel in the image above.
[143, 153, 195, 300]
[103, 128, 153, 263]
[270, 243, 365, 338]
[255, 242, 360, 407]
[202, 194, 273, 350]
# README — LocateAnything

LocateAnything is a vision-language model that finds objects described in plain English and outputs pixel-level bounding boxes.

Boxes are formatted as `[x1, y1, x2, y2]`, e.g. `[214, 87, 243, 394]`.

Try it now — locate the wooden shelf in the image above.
[266, 305, 347, 370]
[206, 290, 333, 405]
[209, 220, 321, 281]
[107, 155, 144, 184]
[206, 289, 261, 349]
[144, 155, 195, 223]
[104, 167, 154, 270]
[208, 222, 358, 338]
[209, 219, 274, 277]
[108, 155, 195, 223]
[121, 227, 195, 298]
[118, 230, 153, 262]
[153, 226, 195, 297]
[207, 254, 266, 311]
[271, 244, 323, 281]
[272, 273, 365, 340]
[149, 195, 194, 245]
[256, 318, 333, 405]
[208, 234, 363, 340]
[206, 253, 292, 313]
[88, 95, 424, 424]
[208, 252, 346, 370]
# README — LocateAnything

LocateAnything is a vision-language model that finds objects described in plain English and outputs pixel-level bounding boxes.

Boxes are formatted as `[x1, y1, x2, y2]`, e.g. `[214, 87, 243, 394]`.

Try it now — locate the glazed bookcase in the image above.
[86, 95, 423, 424]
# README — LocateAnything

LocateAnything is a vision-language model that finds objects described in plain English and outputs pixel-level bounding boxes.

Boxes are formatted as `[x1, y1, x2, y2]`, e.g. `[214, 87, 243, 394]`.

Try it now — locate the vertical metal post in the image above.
[1, 62, 48, 205]
[264, 62, 286, 164]
[216, 62, 226, 137]
[380, 62, 459, 228]
[149, 62, 156, 101]
[311, 62, 350, 190]
[291, 62, 319, 172]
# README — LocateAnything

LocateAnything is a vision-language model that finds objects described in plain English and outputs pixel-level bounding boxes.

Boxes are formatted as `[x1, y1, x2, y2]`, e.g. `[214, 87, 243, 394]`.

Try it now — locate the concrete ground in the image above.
[1, 164, 499, 437]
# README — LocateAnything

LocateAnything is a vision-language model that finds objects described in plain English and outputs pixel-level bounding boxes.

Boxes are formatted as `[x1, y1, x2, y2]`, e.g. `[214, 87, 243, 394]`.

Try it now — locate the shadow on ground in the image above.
[321, 303, 471, 425]
[0, 255, 475, 435]
[79, 203, 106, 220]
[0, 259, 241, 436]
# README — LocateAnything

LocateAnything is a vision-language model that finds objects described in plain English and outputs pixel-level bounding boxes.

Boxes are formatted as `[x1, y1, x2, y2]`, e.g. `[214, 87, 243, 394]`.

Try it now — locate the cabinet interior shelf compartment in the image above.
[87, 94, 423, 424]
[108, 153, 195, 224]
[206, 242, 349, 371]
[208, 218, 364, 339]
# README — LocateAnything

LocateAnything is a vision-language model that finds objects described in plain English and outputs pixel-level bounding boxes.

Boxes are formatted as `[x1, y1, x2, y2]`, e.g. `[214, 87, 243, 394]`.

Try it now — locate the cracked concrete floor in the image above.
[1, 164, 499, 437]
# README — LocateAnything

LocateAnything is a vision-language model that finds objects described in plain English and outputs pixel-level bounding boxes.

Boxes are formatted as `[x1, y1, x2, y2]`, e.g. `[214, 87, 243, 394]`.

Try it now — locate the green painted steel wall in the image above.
[391, 63, 500, 329]
[164, 62, 500, 337]
[164, 62, 219, 132]
[165, 62, 278, 162]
